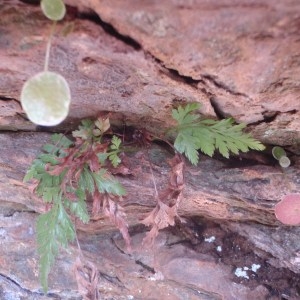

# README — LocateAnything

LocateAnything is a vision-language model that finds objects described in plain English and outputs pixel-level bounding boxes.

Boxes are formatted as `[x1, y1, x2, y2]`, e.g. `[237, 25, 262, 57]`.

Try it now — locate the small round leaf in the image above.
[21, 71, 71, 126]
[279, 156, 291, 168]
[41, 0, 66, 21]
[272, 146, 286, 160]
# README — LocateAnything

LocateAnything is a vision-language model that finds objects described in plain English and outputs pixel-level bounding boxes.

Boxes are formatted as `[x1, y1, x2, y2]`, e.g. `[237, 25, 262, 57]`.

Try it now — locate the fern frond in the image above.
[108, 135, 122, 167]
[172, 102, 200, 125]
[51, 133, 73, 150]
[92, 169, 126, 196]
[37, 199, 75, 292]
[173, 132, 199, 165]
[79, 167, 95, 194]
[172, 103, 265, 165]
[67, 198, 90, 223]
[25, 118, 127, 292]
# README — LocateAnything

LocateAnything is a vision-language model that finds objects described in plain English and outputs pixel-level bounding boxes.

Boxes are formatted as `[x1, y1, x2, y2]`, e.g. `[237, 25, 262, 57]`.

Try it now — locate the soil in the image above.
[170, 218, 300, 300]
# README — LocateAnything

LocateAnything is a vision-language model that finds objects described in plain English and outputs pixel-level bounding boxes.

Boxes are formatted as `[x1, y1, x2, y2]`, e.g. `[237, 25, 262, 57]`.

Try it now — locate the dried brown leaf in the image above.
[110, 164, 132, 176]
[89, 152, 100, 172]
[168, 155, 184, 190]
[91, 190, 102, 218]
[142, 154, 185, 246]
[74, 256, 99, 300]
[103, 194, 131, 250]
[91, 192, 131, 250]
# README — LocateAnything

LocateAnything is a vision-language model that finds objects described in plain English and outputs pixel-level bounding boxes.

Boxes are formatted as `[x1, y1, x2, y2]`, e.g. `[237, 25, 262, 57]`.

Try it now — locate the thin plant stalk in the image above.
[44, 21, 57, 72]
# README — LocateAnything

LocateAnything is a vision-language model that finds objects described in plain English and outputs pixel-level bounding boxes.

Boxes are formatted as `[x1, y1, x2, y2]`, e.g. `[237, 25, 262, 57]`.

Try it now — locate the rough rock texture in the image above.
[1, 0, 300, 148]
[1, 132, 300, 298]
[1, 132, 300, 228]
[1, 0, 300, 299]
[0, 0, 214, 133]
[1, 211, 274, 300]
[65, 0, 300, 148]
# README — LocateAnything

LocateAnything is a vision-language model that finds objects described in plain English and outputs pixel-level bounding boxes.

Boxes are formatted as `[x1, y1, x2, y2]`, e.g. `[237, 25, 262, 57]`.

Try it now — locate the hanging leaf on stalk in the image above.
[21, 71, 71, 126]
[41, 0, 66, 21]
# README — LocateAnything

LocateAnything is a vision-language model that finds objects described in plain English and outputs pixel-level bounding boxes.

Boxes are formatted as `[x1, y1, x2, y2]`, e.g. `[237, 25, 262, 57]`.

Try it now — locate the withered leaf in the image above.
[74, 256, 99, 300]
[142, 154, 185, 246]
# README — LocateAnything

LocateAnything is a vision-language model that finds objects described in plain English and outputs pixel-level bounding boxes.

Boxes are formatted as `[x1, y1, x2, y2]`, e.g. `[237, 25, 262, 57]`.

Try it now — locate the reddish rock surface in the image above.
[0, 1, 214, 133]
[68, 0, 300, 148]
[1, 0, 300, 147]
[1, 132, 300, 299]
[1, 1, 300, 299]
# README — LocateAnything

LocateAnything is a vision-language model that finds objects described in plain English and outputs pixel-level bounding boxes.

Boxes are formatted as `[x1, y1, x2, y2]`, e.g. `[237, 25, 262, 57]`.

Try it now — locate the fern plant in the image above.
[171, 103, 265, 165]
[24, 117, 125, 292]
[24, 103, 265, 293]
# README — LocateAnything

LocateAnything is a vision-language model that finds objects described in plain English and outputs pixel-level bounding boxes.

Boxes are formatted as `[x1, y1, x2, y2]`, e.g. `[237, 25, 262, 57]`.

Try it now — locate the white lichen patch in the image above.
[216, 246, 222, 252]
[235, 263, 261, 279]
[204, 236, 215, 243]
[234, 267, 249, 279]
[148, 272, 164, 281]
[251, 263, 261, 272]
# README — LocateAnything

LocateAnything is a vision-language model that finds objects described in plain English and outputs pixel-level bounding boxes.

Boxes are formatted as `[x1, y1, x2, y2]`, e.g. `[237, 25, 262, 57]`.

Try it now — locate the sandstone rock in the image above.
[0, 211, 271, 299]
[222, 221, 300, 274]
[1, 132, 300, 277]
[1, 1, 300, 298]
[1, 1, 300, 149]
[65, 0, 300, 148]
[0, 1, 214, 134]
[2, 132, 300, 228]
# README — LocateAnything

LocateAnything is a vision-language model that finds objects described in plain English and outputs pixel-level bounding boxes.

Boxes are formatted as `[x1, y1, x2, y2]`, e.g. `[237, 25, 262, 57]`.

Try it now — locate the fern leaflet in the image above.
[172, 103, 265, 165]
[108, 135, 122, 167]
[37, 198, 75, 292]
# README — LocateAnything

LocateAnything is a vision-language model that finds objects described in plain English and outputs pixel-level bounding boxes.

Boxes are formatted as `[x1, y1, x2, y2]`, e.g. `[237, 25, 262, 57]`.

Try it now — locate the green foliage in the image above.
[25, 103, 266, 293]
[272, 146, 291, 168]
[172, 103, 265, 165]
[37, 199, 75, 292]
[21, 0, 69, 127]
[79, 167, 95, 194]
[108, 136, 122, 167]
[72, 119, 95, 140]
[92, 169, 126, 196]
[41, 0, 66, 21]
[24, 118, 125, 293]
[21, 71, 71, 126]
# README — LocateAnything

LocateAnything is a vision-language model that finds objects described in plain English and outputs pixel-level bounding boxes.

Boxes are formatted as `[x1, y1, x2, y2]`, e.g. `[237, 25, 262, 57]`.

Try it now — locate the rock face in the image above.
[1, 0, 300, 147]
[1, 211, 274, 300]
[1, 0, 300, 299]
[67, 0, 300, 148]
[0, 0, 214, 133]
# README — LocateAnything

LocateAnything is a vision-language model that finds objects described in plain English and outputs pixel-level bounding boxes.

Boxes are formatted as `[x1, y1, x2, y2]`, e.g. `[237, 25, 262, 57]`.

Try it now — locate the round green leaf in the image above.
[41, 0, 66, 21]
[21, 71, 71, 126]
[272, 146, 286, 160]
[279, 156, 291, 168]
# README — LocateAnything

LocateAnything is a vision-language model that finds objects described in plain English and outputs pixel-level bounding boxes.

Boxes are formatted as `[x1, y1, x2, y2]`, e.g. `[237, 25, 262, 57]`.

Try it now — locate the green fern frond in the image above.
[172, 103, 265, 165]
[173, 132, 200, 165]
[24, 118, 127, 292]
[108, 135, 122, 167]
[66, 198, 90, 224]
[172, 102, 200, 125]
[51, 133, 72, 150]
[79, 167, 95, 194]
[37, 199, 75, 292]
[92, 169, 126, 196]
[72, 119, 94, 140]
